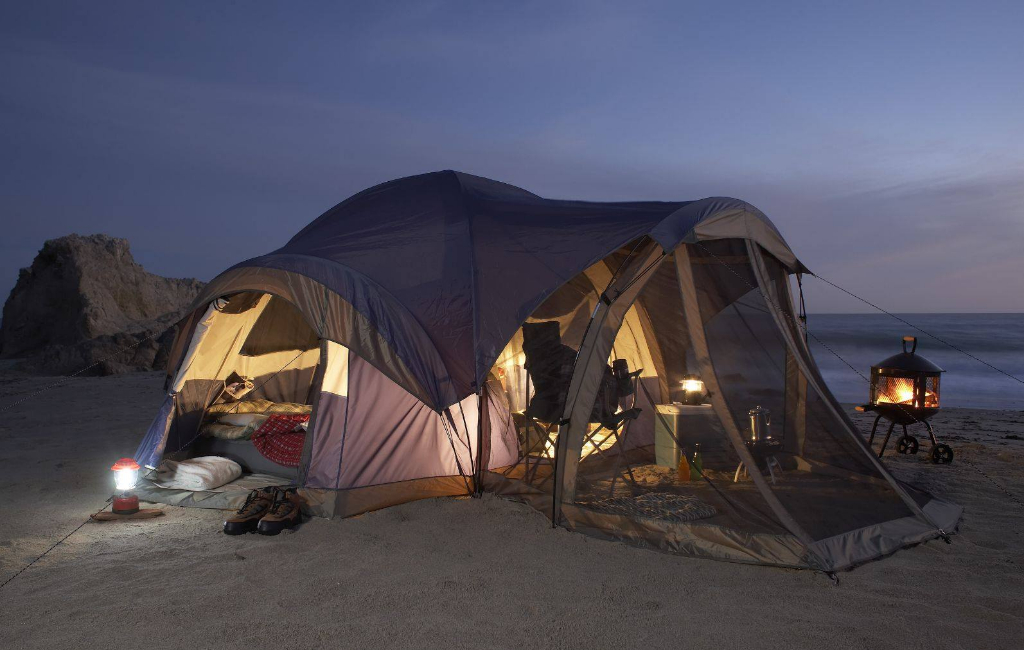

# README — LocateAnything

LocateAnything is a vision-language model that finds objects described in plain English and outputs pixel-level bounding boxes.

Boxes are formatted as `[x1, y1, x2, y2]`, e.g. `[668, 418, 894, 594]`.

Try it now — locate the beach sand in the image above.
[0, 370, 1021, 649]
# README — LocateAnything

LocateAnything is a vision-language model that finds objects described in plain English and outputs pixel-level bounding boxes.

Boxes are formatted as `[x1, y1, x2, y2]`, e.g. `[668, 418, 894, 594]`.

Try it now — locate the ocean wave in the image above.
[807, 313, 1024, 410]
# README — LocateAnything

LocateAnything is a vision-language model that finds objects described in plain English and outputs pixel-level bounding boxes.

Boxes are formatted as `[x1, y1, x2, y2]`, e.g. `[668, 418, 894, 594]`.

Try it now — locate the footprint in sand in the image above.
[970, 538, 1009, 551]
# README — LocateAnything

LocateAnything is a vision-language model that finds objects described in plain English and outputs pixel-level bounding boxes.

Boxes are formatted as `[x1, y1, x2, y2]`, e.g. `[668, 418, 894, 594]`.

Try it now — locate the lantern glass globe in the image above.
[114, 467, 139, 491]
[681, 378, 704, 393]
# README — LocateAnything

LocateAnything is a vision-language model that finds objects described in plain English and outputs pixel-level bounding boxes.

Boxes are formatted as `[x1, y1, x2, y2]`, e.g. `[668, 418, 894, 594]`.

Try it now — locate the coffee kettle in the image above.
[748, 406, 772, 444]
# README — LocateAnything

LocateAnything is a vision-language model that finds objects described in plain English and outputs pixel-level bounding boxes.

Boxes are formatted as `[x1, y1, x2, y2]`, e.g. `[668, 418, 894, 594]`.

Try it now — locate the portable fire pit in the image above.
[858, 336, 953, 464]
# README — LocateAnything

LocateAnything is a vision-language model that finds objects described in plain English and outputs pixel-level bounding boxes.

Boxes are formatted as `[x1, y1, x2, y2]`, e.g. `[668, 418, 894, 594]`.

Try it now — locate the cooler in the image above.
[654, 403, 714, 468]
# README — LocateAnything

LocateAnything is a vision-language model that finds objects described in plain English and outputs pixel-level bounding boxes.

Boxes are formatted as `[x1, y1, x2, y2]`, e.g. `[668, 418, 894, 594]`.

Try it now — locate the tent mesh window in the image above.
[752, 248, 921, 540]
[569, 253, 788, 536]
[490, 267, 602, 494]
[568, 241, 923, 545]
[488, 241, 662, 497]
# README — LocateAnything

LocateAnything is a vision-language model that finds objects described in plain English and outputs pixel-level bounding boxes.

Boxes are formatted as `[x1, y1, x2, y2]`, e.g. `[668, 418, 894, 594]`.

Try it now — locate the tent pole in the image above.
[796, 273, 808, 345]
[474, 383, 489, 497]
[676, 244, 826, 569]
[553, 246, 666, 525]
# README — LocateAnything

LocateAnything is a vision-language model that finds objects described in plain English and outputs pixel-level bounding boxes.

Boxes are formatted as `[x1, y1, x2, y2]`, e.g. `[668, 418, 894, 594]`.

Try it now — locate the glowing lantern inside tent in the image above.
[680, 374, 707, 405]
[111, 458, 141, 515]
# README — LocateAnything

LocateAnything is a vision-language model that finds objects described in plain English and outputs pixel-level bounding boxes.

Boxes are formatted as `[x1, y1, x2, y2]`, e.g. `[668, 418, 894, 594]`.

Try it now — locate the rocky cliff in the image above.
[0, 234, 205, 375]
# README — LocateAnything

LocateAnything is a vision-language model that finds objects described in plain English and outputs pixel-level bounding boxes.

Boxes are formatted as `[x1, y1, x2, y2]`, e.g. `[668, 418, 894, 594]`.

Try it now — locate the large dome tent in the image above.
[134, 170, 961, 571]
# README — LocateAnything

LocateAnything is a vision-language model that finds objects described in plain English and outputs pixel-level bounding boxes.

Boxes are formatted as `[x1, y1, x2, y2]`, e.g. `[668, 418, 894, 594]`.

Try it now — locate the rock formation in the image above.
[0, 234, 205, 375]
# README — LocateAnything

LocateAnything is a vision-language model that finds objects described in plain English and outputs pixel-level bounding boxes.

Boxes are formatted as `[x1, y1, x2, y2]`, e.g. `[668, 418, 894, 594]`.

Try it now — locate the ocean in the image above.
[807, 313, 1024, 411]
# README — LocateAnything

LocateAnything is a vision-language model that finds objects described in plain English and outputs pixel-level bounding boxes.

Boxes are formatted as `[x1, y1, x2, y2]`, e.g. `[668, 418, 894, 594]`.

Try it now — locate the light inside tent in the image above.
[680, 374, 706, 405]
[537, 421, 620, 459]
[497, 350, 532, 413]
[681, 378, 704, 393]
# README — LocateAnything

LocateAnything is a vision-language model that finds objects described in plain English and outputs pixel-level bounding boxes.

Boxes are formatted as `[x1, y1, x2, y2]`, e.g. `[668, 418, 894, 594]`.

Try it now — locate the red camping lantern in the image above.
[111, 458, 141, 515]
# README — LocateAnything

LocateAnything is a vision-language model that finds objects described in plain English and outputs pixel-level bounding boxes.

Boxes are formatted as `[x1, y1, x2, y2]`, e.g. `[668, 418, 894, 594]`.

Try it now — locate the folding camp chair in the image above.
[521, 322, 641, 491]
[515, 322, 572, 488]
[579, 359, 643, 496]
[515, 413, 557, 485]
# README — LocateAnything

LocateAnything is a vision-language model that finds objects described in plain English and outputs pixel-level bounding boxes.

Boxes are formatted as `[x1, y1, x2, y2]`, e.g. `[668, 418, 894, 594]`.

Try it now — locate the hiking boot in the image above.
[223, 487, 276, 535]
[256, 488, 303, 535]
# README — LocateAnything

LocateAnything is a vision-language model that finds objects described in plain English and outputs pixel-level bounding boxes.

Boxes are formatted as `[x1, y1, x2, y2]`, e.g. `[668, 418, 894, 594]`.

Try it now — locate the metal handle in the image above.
[902, 336, 917, 354]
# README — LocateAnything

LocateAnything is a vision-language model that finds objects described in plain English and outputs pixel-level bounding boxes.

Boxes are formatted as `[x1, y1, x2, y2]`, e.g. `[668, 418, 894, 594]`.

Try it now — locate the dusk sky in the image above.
[2, 1, 1022, 312]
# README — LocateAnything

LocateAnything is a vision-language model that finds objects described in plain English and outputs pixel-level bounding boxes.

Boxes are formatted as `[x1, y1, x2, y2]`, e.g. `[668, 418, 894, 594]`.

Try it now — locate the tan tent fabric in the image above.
[192, 267, 437, 407]
[172, 292, 319, 392]
[690, 208, 801, 272]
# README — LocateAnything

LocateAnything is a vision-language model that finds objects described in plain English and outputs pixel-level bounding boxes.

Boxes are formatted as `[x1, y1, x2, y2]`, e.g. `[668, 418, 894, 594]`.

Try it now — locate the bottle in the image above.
[677, 453, 691, 481]
[689, 447, 704, 480]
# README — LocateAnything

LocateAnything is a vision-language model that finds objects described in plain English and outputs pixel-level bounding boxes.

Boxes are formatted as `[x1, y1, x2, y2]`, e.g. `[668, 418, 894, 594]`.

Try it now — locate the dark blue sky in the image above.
[2, 1, 1022, 312]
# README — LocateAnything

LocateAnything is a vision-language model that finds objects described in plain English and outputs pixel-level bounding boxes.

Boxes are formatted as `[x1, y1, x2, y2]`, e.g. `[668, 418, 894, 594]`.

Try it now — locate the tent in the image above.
[135, 170, 961, 571]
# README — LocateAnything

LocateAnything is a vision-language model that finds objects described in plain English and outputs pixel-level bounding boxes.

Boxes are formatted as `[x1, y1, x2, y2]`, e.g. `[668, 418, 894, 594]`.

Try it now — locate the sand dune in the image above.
[1, 370, 1022, 649]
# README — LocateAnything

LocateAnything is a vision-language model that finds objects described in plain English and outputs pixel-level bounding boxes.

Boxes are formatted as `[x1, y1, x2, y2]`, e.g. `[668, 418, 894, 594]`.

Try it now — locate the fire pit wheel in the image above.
[930, 444, 954, 465]
[896, 435, 919, 455]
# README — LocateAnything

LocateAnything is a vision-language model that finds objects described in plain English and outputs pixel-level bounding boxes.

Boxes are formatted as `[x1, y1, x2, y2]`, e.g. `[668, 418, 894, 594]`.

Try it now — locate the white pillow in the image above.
[152, 456, 242, 491]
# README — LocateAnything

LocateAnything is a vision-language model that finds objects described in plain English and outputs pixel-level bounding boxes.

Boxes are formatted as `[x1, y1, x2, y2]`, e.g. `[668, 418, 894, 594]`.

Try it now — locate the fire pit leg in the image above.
[878, 421, 897, 458]
[923, 420, 939, 447]
[867, 413, 883, 448]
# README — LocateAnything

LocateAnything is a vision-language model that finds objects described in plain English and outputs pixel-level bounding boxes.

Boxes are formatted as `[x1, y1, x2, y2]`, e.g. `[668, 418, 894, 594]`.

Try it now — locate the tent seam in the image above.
[451, 172, 482, 389]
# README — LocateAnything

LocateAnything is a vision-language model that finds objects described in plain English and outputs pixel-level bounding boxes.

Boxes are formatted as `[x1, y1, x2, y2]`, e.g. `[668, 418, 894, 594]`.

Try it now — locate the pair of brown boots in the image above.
[223, 487, 303, 536]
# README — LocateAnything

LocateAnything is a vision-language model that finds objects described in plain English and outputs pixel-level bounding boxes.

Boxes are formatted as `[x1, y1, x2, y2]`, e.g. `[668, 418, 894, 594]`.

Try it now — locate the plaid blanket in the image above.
[251, 414, 309, 467]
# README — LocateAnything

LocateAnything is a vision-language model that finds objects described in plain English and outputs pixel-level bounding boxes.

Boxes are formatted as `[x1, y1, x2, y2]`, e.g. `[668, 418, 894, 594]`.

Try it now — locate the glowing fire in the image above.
[880, 386, 916, 405]
[876, 378, 938, 408]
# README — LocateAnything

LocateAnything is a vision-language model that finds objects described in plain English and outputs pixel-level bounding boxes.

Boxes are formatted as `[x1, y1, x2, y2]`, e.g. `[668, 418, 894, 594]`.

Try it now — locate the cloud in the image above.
[791, 170, 1024, 312]
[1, 28, 1022, 314]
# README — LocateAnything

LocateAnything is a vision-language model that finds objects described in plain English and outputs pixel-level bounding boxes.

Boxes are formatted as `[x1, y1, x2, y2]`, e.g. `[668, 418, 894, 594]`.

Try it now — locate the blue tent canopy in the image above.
[192, 170, 799, 409]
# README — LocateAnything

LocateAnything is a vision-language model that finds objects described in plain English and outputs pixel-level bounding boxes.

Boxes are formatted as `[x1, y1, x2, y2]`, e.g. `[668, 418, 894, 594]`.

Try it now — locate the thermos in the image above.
[748, 406, 772, 443]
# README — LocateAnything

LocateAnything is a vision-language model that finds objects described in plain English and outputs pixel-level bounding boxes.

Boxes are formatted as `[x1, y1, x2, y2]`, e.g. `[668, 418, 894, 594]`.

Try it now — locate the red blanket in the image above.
[251, 414, 308, 468]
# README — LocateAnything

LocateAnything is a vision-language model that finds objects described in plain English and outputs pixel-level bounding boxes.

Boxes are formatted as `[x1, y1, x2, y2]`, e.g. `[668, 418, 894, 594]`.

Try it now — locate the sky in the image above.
[1, 1, 1022, 313]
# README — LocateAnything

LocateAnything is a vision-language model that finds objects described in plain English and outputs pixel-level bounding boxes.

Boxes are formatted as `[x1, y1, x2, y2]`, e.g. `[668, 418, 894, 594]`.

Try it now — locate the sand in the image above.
[0, 370, 1022, 650]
